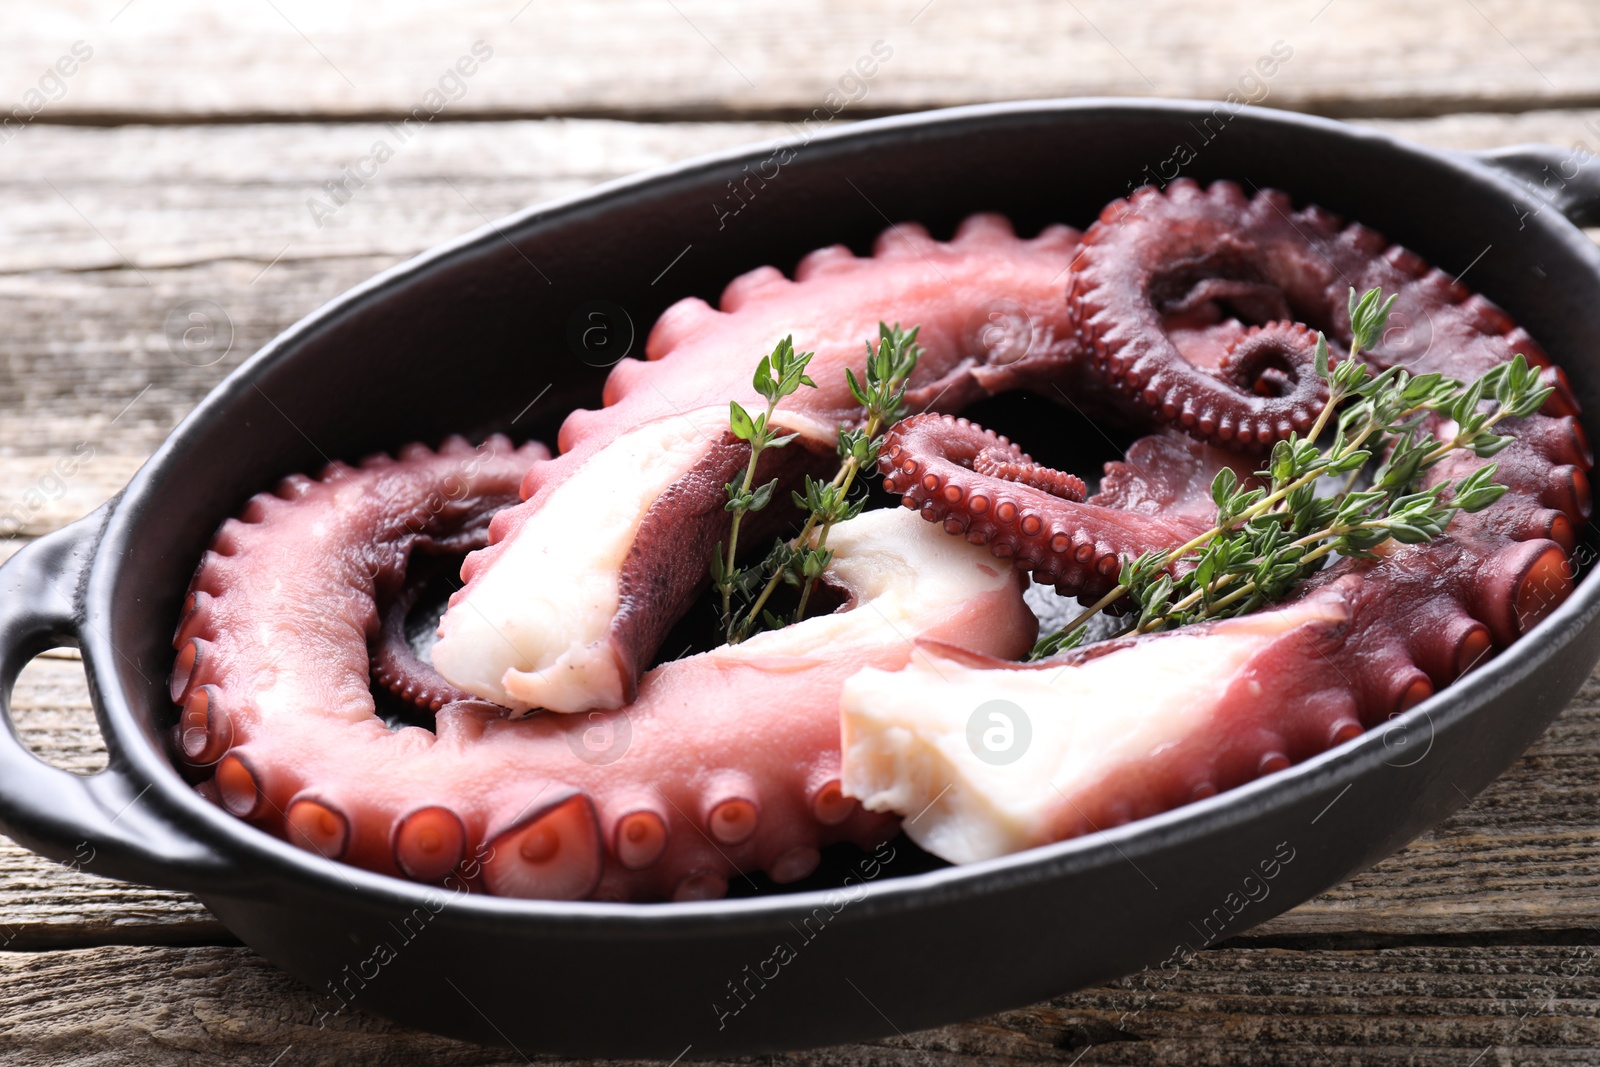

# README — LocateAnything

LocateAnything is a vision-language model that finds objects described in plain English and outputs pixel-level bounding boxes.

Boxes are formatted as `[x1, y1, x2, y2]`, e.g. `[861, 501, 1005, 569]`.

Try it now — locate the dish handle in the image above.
[0, 508, 242, 892]
[1472, 143, 1600, 228]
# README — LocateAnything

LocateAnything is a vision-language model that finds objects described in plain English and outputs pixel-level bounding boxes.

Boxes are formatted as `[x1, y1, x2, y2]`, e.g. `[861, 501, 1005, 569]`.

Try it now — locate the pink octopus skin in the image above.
[879, 180, 1590, 612]
[432, 214, 1085, 713]
[843, 181, 1592, 859]
[171, 437, 1034, 901]
[172, 180, 1594, 896]
[170, 435, 541, 746]
[849, 419, 1584, 858]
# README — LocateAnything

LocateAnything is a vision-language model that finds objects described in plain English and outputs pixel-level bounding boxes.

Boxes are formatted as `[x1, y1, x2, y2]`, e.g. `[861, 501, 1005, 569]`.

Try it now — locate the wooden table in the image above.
[4, 2, 1600, 1062]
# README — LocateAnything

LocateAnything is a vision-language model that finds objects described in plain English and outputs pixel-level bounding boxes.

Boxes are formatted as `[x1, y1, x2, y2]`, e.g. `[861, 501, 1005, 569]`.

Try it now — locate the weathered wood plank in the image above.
[1256, 670, 1600, 937]
[2, 942, 1599, 1066]
[0, 120, 786, 273]
[0, 120, 787, 458]
[5, 1, 1600, 123]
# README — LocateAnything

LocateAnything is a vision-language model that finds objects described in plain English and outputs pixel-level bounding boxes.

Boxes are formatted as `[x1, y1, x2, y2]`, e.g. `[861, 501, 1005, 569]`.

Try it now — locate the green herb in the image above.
[711, 335, 815, 644]
[1029, 287, 1550, 660]
[714, 323, 922, 643]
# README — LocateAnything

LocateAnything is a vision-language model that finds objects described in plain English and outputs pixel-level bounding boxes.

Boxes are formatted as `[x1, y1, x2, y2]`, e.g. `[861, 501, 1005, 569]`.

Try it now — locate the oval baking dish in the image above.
[1, 98, 1599, 1058]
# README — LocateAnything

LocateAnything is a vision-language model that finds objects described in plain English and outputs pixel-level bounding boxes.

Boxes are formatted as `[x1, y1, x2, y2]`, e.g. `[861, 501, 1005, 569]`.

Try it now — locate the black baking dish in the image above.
[2, 99, 1599, 1058]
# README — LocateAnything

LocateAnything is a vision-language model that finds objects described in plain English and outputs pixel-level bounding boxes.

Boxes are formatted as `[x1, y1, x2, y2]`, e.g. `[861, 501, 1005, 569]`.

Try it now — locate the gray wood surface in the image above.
[3, 21, 1600, 1063]
[4, 1, 1600, 120]
[4, 943, 1600, 1066]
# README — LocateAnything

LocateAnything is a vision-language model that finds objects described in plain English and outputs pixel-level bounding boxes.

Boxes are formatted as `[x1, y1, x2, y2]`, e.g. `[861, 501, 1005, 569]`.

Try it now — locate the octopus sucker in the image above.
[706, 795, 760, 846]
[214, 753, 262, 818]
[613, 807, 669, 870]
[393, 805, 469, 883]
[809, 778, 857, 826]
[673, 872, 728, 903]
[770, 845, 822, 884]
[481, 790, 605, 901]
[177, 684, 231, 765]
[286, 795, 351, 860]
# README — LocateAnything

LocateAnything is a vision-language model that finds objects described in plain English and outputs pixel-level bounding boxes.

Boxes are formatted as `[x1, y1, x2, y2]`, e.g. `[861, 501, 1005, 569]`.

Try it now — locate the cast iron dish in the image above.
[2, 99, 1599, 1058]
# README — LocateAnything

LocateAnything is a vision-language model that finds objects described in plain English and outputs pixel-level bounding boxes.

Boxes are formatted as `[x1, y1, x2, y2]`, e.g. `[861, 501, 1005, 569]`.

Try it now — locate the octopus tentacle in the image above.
[844, 185, 1593, 864]
[175, 465, 1035, 899]
[370, 554, 484, 713]
[174, 188, 1593, 897]
[843, 497, 1581, 863]
[1073, 178, 1579, 428]
[170, 435, 541, 717]
[431, 214, 1087, 715]
[969, 444, 1088, 501]
[1218, 321, 1324, 406]
[1067, 181, 1335, 448]
[879, 413, 1208, 601]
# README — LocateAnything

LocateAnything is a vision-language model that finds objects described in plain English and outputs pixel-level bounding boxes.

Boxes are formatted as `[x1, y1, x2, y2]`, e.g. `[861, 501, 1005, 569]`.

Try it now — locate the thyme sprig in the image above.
[710, 335, 816, 643]
[1029, 287, 1551, 659]
[713, 323, 922, 644]
[786, 322, 923, 625]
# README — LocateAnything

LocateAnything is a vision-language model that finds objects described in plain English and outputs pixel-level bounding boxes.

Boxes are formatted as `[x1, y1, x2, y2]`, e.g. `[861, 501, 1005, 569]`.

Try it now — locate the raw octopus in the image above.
[170, 440, 1032, 901]
[170, 179, 1589, 899]
[845, 180, 1588, 860]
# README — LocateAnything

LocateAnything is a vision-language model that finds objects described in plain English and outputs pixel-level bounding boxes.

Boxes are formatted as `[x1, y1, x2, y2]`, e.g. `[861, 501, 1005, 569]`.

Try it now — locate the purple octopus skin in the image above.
[843, 180, 1590, 863]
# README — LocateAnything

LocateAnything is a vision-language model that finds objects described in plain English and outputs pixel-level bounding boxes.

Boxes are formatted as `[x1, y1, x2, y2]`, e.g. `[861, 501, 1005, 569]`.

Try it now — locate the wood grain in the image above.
[6, 110, 1600, 277]
[5, 1, 1600, 123]
[2, 942, 1599, 1066]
